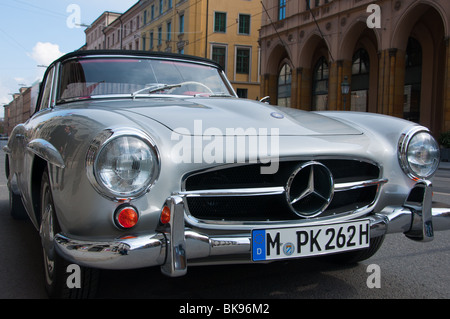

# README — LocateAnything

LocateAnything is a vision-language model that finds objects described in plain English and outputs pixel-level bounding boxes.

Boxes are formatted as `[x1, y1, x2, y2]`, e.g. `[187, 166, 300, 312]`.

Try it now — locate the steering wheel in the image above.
[178, 81, 214, 94]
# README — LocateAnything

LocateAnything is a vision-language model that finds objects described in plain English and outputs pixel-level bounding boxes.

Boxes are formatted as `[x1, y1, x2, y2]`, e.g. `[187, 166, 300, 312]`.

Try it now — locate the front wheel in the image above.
[39, 168, 99, 298]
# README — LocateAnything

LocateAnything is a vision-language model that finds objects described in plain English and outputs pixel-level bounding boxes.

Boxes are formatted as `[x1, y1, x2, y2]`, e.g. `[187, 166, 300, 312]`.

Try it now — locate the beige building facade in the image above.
[259, 0, 450, 137]
[85, 11, 122, 50]
[104, 2, 143, 50]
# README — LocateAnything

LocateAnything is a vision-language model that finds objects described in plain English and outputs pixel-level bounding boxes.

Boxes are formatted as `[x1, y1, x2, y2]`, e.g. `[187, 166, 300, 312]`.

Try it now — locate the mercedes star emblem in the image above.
[285, 161, 334, 218]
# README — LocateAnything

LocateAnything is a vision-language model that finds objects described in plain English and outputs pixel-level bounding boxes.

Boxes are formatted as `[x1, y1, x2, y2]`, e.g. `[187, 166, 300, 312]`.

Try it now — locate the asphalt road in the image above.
[1, 139, 450, 300]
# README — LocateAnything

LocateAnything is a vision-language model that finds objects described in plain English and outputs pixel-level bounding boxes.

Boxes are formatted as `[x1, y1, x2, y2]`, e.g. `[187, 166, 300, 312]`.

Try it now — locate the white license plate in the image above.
[252, 220, 370, 261]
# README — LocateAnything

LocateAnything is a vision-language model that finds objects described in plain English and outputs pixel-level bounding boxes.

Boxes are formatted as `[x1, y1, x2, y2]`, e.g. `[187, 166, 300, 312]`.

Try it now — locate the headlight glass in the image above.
[87, 129, 160, 199]
[399, 129, 440, 179]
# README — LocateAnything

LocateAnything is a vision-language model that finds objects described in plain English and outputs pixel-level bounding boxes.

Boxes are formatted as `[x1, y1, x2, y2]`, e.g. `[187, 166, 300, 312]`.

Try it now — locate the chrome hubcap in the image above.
[40, 185, 55, 286]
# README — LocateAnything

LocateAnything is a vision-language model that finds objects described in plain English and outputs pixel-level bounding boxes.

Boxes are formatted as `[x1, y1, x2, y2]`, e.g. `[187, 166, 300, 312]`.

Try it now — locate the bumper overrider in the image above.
[55, 181, 450, 277]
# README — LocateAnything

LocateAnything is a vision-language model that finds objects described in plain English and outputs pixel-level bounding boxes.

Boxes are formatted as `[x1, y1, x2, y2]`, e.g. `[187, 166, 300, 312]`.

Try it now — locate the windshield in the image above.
[57, 57, 235, 102]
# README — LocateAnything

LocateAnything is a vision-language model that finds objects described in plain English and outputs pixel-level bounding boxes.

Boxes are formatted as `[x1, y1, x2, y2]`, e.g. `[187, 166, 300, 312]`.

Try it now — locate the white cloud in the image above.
[29, 42, 64, 67]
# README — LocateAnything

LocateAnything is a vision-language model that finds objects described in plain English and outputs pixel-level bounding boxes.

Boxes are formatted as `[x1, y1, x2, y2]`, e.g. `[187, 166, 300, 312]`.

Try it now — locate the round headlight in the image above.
[398, 128, 440, 179]
[87, 129, 160, 199]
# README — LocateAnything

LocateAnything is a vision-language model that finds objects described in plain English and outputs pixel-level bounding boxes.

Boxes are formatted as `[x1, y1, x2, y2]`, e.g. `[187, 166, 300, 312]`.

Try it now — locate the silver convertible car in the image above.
[4, 50, 450, 298]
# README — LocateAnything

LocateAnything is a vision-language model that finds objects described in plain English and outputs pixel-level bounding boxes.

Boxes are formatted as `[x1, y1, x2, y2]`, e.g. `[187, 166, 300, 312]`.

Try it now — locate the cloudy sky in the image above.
[0, 0, 137, 118]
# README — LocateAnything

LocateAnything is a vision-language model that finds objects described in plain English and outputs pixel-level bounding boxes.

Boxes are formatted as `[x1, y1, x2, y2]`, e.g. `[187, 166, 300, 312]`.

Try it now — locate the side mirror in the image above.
[260, 96, 270, 104]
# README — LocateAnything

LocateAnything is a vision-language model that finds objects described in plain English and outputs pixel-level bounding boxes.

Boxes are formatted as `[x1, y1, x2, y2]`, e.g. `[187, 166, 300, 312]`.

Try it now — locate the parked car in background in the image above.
[4, 50, 450, 298]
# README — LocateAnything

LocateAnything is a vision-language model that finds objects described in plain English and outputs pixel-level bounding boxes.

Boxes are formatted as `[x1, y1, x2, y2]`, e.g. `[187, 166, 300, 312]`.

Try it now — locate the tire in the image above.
[326, 235, 385, 264]
[8, 188, 28, 220]
[39, 168, 99, 299]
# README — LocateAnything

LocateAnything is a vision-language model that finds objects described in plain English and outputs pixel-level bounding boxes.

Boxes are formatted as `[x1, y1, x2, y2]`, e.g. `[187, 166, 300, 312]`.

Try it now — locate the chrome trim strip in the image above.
[404, 180, 434, 242]
[334, 178, 388, 192]
[178, 178, 388, 198]
[27, 139, 65, 168]
[177, 186, 285, 197]
[159, 196, 187, 277]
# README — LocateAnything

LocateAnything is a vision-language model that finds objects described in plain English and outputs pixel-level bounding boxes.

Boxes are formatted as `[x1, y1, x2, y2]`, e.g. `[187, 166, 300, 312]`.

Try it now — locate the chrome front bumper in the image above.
[55, 192, 450, 277]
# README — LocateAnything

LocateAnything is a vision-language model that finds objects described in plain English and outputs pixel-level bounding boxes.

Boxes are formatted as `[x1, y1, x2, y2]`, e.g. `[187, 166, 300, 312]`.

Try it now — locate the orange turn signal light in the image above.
[115, 206, 139, 229]
[160, 206, 171, 224]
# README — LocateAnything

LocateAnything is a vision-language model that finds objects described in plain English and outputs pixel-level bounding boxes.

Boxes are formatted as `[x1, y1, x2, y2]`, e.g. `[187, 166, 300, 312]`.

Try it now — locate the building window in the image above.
[312, 56, 329, 111]
[151, 5, 155, 20]
[236, 48, 250, 74]
[404, 37, 422, 123]
[179, 14, 184, 34]
[279, 0, 286, 20]
[238, 14, 250, 35]
[351, 49, 370, 112]
[214, 12, 227, 33]
[150, 32, 154, 50]
[352, 49, 369, 75]
[159, 0, 163, 15]
[237, 88, 248, 99]
[212, 46, 227, 71]
[277, 63, 291, 107]
[142, 35, 146, 50]
[144, 10, 147, 25]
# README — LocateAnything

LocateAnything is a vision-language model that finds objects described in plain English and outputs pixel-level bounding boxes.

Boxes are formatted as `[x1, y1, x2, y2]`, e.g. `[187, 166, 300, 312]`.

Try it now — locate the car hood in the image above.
[89, 97, 363, 136]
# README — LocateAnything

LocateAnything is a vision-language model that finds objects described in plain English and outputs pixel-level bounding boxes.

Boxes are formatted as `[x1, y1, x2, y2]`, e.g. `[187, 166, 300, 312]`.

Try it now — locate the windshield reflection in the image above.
[58, 57, 234, 103]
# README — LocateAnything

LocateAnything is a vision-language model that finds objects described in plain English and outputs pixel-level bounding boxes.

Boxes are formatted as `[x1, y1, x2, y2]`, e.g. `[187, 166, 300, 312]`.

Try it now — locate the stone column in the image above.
[444, 37, 450, 132]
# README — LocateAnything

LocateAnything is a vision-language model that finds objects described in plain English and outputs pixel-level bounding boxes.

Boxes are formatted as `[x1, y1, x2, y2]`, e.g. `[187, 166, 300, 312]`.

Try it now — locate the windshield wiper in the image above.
[131, 84, 181, 100]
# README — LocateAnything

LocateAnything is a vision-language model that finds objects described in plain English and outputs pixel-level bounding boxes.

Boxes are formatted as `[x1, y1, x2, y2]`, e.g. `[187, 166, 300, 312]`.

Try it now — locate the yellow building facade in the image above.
[139, 0, 261, 100]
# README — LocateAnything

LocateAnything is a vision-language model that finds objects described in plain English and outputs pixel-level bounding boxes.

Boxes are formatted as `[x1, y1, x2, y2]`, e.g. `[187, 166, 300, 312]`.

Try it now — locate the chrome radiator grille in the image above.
[181, 159, 385, 222]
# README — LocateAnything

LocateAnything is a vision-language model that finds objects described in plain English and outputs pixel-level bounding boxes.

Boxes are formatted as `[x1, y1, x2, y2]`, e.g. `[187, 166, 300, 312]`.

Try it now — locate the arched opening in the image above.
[312, 56, 329, 111]
[262, 43, 291, 106]
[277, 63, 292, 107]
[391, 2, 447, 135]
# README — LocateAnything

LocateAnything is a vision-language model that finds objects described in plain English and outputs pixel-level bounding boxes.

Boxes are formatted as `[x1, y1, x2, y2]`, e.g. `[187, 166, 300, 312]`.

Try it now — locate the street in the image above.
[1, 139, 450, 299]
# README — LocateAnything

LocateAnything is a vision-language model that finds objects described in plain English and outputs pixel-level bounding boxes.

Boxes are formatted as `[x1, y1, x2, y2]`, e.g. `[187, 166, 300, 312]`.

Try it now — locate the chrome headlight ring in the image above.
[86, 128, 160, 200]
[398, 126, 440, 180]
